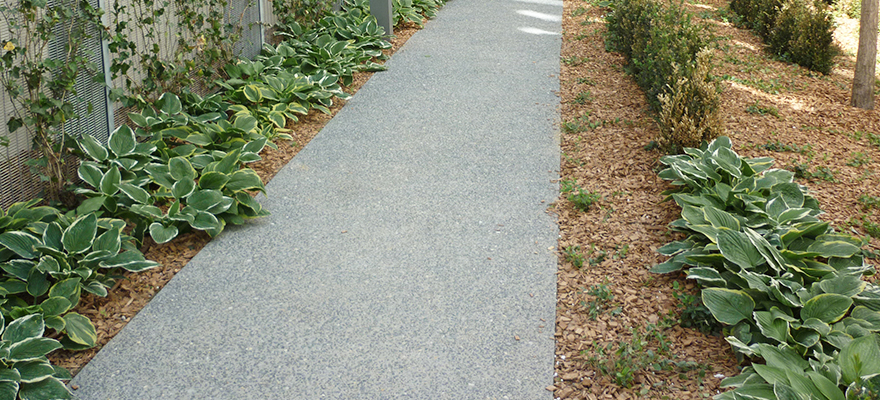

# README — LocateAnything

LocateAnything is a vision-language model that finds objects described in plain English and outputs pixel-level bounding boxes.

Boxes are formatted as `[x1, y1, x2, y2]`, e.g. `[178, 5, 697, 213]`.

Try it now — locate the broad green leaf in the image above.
[49, 278, 81, 308]
[77, 161, 103, 189]
[39, 297, 71, 317]
[169, 157, 196, 181]
[2, 314, 43, 343]
[130, 204, 164, 219]
[773, 382, 803, 400]
[802, 294, 853, 324]
[188, 190, 223, 211]
[0, 232, 40, 259]
[0, 368, 19, 382]
[233, 115, 257, 133]
[211, 149, 241, 175]
[243, 85, 263, 103]
[805, 371, 845, 400]
[62, 313, 96, 347]
[149, 223, 178, 244]
[26, 269, 48, 297]
[8, 337, 61, 362]
[81, 281, 108, 297]
[108, 125, 136, 157]
[824, 330, 854, 350]
[851, 307, 880, 331]
[800, 318, 832, 336]
[807, 236, 861, 258]
[754, 311, 789, 343]
[16, 359, 56, 383]
[2, 260, 35, 281]
[703, 207, 741, 230]
[171, 179, 196, 200]
[772, 182, 805, 208]
[18, 377, 71, 399]
[158, 92, 182, 115]
[718, 230, 763, 271]
[731, 383, 776, 399]
[816, 275, 866, 298]
[34, 256, 59, 274]
[650, 258, 685, 274]
[78, 133, 108, 162]
[76, 196, 107, 215]
[184, 133, 213, 146]
[839, 334, 880, 385]
[756, 343, 810, 372]
[744, 228, 787, 273]
[61, 213, 97, 254]
[198, 171, 230, 190]
[41, 223, 62, 252]
[686, 267, 726, 286]
[190, 211, 221, 231]
[99, 251, 160, 272]
[754, 363, 791, 386]
[702, 288, 755, 325]
[99, 166, 121, 196]
[117, 182, 151, 204]
[225, 169, 264, 192]
[92, 228, 121, 255]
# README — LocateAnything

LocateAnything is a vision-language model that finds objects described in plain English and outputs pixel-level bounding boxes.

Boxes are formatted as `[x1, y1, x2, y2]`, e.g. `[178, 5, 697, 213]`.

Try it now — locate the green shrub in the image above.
[272, 0, 337, 29]
[656, 49, 724, 151]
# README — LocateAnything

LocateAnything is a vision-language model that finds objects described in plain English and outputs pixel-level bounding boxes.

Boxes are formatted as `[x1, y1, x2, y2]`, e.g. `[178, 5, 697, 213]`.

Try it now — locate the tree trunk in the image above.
[852, 0, 879, 109]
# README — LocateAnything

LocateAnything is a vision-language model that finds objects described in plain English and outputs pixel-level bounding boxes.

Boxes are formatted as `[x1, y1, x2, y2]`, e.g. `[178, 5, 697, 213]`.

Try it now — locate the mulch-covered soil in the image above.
[551, 0, 880, 399]
[48, 24, 421, 377]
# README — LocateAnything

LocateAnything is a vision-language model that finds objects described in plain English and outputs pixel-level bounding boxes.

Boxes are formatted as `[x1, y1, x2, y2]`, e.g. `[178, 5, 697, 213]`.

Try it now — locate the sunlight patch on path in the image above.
[518, 27, 561, 35]
[513, 0, 564, 6]
[516, 9, 563, 22]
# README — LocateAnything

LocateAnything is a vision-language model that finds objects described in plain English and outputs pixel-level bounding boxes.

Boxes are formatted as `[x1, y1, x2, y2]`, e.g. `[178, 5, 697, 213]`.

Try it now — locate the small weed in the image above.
[847, 152, 873, 167]
[587, 244, 608, 266]
[791, 162, 837, 182]
[583, 279, 615, 319]
[670, 281, 723, 335]
[860, 194, 880, 210]
[745, 101, 780, 118]
[757, 141, 813, 156]
[869, 133, 880, 148]
[563, 245, 586, 268]
[577, 77, 596, 85]
[862, 217, 880, 239]
[613, 244, 630, 259]
[559, 178, 578, 194]
[569, 188, 601, 211]
[574, 32, 589, 40]
[562, 56, 589, 66]
[573, 91, 593, 104]
[572, 6, 588, 16]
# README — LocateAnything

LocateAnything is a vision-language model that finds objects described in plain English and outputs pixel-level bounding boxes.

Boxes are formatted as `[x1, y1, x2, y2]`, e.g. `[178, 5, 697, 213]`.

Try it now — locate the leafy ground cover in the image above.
[552, 0, 880, 398]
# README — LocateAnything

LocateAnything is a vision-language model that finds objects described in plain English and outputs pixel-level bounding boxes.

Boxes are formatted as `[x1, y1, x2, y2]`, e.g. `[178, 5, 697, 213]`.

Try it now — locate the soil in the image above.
[47, 3, 880, 399]
[551, 1, 880, 399]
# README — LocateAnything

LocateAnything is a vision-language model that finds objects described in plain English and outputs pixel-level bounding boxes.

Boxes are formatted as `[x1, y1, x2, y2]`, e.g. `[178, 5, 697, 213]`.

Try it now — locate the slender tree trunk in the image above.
[852, 0, 879, 109]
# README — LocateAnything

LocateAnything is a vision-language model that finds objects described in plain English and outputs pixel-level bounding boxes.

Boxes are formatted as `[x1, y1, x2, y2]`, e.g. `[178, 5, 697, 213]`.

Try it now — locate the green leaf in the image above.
[754, 363, 791, 386]
[807, 236, 861, 258]
[158, 92, 182, 115]
[190, 211, 221, 231]
[198, 171, 230, 190]
[702, 288, 755, 325]
[225, 169, 264, 192]
[686, 267, 726, 286]
[26, 269, 48, 297]
[2, 314, 43, 343]
[2, 260, 34, 281]
[39, 297, 71, 317]
[18, 377, 71, 399]
[99, 166, 121, 196]
[0, 232, 41, 259]
[0, 368, 20, 382]
[188, 190, 223, 211]
[756, 343, 810, 372]
[817, 275, 866, 298]
[92, 228, 121, 255]
[839, 334, 880, 385]
[15, 359, 56, 383]
[718, 229, 763, 271]
[8, 337, 61, 362]
[108, 125, 136, 157]
[34, 257, 59, 274]
[148, 223, 178, 244]
[772, 182, 805, 208]
[233, 115, 258, 133]
[99, 251, 160, 272]
[171, 179, 196, 200]
[62, 313, 96, 347]
[77, 161, 104, 189]
[117, 182, 151, 204]
[703, 207, 741, 230]
[169, 157, 196, 181]
[61, 214, 97, 254]
[0, 381, 19, 400]
[243, 85, 263, 103]
[78, 133, 108, 162]
[754, 311, 789, 343]
[48, 279, 81, 308]
[802, 293, 853, 324]
[806, 371, 845, 400]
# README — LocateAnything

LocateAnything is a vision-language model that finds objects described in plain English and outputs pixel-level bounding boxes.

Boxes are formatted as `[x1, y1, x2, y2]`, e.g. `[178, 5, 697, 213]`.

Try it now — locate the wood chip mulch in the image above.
[552, 0, 880, 399]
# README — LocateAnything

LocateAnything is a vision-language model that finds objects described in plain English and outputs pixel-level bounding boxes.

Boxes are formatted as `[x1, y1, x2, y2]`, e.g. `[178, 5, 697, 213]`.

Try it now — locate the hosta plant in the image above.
[651, 137, 880, 399]
[0, 314, 73, 399]
[0, 209, 157, 350]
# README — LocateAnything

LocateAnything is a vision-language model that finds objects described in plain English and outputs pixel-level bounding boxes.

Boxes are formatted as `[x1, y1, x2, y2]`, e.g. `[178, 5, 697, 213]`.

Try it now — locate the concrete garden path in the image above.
[71, 0, 562, 398]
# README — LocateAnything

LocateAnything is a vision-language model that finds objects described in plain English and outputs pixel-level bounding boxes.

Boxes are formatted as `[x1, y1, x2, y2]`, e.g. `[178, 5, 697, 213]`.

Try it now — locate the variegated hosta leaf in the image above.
[702, 288, 755, 325]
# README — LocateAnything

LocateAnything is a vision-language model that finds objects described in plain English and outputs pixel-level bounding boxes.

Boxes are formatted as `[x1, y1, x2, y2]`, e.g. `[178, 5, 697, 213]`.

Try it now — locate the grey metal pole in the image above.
[332, 0, 343, 12]
[369, 0, 393, 36]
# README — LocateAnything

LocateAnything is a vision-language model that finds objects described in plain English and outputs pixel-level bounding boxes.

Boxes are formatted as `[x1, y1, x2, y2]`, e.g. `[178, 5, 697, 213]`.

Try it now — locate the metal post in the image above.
[332, 0, 343, 12]
[369, 0, 393, 37]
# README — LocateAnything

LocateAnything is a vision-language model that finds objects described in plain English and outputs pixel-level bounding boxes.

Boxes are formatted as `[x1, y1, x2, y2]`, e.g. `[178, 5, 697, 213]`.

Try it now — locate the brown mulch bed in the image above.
[551, 1, 880, 399]
[48, 24, 421, 377]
